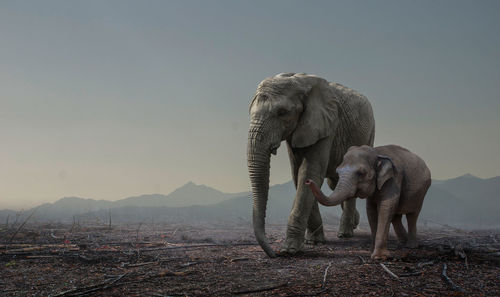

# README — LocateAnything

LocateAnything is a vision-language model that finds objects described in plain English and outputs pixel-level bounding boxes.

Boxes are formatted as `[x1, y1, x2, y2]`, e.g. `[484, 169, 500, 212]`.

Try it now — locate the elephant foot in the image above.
[396, 237, 408, 246]
[279, 237, 304, 255]
[305, 228, 326, 245]
[406, 239, 418, 249]
[338, 209, 359, 238]
[337, 227, 354, 238]
[371, 248, 391, 260]
[396, 238, 408, 249]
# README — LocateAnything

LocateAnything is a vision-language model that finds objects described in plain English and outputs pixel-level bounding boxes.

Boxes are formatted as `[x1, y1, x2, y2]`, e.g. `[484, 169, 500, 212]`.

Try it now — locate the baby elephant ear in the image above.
[376, 156, 395, 190]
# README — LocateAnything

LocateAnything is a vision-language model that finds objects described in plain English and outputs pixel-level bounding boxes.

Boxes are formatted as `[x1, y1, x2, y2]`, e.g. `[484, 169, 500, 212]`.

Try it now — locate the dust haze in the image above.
[1, 1, 499, 296]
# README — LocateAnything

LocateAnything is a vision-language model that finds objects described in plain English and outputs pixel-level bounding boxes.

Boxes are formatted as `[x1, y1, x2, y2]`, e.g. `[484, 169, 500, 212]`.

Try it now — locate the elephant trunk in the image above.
[247, 123, 276, 258]
[306, 175, 356, 206]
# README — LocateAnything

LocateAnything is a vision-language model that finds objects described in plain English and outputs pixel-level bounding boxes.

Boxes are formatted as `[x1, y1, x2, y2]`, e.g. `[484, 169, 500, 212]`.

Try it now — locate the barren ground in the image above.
[1, 223, 499, 296]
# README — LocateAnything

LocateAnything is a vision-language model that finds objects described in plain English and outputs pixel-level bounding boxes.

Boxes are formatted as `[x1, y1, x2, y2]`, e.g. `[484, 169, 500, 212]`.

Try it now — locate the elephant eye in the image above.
[357, 169, 366, 177]
[277, 108, 289, 117]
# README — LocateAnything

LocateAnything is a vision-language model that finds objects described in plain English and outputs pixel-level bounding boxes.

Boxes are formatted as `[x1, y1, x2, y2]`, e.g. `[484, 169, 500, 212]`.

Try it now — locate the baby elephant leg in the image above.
[391, 214, 408, 245]
[371, 198, 398, 260]
[366, 199, 378, 251]
[406, 212, 419, 248]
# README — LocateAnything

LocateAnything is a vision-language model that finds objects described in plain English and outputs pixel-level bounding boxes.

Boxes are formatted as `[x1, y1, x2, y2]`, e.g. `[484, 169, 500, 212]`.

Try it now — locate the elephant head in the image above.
[305, 145, 395, 206]
[247, 73, 339, 257]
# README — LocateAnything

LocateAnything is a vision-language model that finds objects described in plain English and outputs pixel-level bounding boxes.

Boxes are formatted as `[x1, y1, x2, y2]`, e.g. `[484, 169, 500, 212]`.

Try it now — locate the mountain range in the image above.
[0, 174, 498, 228]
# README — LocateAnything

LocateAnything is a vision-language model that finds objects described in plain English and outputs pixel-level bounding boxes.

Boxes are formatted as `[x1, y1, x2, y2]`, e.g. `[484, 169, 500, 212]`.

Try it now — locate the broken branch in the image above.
[357, 255, 365, 264]
[380, 263, 399, 280]
[417, 260, 434, 268]
[52, 273, 127, 297]
[9, 207, 38, 243]
[322, 262, 332, 289]
[232, 282, 288, 295]
[440, 263, 465, 293]
[122, 261, 157, 268]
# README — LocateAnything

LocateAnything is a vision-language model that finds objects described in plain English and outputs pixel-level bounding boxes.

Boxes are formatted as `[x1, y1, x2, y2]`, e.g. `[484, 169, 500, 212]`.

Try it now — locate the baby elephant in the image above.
[306, 145, 431, 260]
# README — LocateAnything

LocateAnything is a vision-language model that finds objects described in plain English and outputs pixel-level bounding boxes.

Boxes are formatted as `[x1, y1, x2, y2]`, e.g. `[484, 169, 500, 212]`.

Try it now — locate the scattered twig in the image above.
[171, 227, 179, 237]
[417, 260, 434, 268]
[136, 220, 145, 242]
[422, 288, 440, 295]
[143, 269, 191, 279]
[178, 261, 206, 268]
[0, 244, 79, 255]
[230, 257, 250, 262]
[158, 257, 189, 264]
[13, 211, 22, 226]
[77, 255, 98, 264]
[451, 244, 469, 270]
[51, 273, 128, 297]
[322, 262, 332, 289]
[357, 255, 365, 264]
[440, 263, 465, 293]
[69, 216, 76, 233]
[140, 243, 258, 252]
[380, 263, 399, 280]
[1, 243, 78, 250]
[178, 258, 224, 268]
[232, 282, 288, 295]
[399, 271, 422, 277]
[122, 261, 157, 268]
[295, 288, 330, 296]
[9, 207, 38, 242]
[108, 209, 112, 230]
[26, 255, 58, 259]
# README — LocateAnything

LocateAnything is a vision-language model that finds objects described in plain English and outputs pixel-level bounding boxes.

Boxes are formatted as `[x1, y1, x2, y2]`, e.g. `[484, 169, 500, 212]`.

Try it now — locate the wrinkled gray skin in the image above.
[247, 73, 375, 257]
[306, 145, 431, 260]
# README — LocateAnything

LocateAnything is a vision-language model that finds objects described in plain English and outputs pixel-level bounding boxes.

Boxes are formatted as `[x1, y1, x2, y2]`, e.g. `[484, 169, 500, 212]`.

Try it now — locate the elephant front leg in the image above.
[371, 197, 398, 260]
[338, 198, 359, 238]
[282, 137, 331, 254]
[305, 201, 326, 244]
[282, 177, 323, 254]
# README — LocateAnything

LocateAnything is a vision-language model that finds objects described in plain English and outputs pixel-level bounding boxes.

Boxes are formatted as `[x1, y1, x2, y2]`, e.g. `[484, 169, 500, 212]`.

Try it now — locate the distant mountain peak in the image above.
[178, 181, 209, 190]
[174, 181, 220, 193]
[55, 196, 96, 203]
[460, 173, 478, 179]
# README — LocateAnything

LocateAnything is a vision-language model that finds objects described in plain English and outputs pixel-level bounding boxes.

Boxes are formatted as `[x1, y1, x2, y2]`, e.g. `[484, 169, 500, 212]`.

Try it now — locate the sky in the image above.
[1, 1, 499, 209]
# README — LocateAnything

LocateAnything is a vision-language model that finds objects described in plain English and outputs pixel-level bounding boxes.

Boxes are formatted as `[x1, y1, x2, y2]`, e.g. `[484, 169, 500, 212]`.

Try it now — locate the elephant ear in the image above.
[376, 156, 395, 190]
[291, 75, 339, 148]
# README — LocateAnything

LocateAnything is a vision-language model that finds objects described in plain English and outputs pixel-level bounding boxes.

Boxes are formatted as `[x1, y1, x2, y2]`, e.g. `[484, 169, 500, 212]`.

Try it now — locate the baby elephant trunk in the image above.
[306, 177, 356, 206]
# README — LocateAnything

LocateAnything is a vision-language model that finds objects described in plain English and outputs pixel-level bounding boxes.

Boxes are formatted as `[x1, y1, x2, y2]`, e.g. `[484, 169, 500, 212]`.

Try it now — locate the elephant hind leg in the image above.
[391, 214, 408, 245]
[406, 212, 419, 248]
[366, 199, 378, 251]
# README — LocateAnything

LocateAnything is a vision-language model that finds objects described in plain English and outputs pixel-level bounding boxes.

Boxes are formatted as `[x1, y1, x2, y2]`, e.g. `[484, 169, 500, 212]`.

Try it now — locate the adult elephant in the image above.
[247, 73, 375, 257]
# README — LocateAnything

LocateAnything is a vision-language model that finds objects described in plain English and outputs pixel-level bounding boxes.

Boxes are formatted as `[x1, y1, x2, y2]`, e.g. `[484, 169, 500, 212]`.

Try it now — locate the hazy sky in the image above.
[1, 1, 499, 209]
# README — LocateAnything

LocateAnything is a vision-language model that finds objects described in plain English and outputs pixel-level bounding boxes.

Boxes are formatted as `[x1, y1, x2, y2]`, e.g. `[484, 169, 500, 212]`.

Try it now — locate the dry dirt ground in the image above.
[1, 223, 499, 296]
